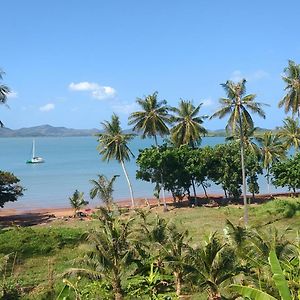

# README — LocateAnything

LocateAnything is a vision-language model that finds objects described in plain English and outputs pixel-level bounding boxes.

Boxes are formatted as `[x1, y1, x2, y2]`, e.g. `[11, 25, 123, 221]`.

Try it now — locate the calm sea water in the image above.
[0, 136, 284, 209]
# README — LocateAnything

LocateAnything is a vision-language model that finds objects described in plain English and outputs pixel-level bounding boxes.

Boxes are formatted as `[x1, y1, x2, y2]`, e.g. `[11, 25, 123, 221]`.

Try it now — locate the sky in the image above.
[1, 0, 300, 130]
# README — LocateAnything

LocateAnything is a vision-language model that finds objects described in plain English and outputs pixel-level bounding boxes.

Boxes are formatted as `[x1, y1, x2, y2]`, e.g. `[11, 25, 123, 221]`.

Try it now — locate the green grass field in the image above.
[1, 197, 300, 299]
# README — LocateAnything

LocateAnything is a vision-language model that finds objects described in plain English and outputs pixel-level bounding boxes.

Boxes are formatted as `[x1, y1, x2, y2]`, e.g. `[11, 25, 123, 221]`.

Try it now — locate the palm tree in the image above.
[279, 60, 300, 116]
[64, 207, 136, 300]
[256, 131, 286, 194]
[69, 190, 88, 217]
[128, 92, 172, 211]
[96, 114, 136, 207]
[90, 174, 119, 209]
[278, 117, 300, 153]
[171, 100, 207, 199]
[188, 233, 240, 300]
[128, 91, 171, 145]
[0, 69, 11, 128]
[210, 79, 266, 225]
[170, 100, 207, 148]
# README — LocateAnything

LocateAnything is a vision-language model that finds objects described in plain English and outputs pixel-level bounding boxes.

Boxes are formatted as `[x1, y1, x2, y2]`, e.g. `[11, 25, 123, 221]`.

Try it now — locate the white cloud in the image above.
[7, 90, 18, 98]
[39, 103, 55, 112]
[69, 81, 116, 100]
[229, 70, 269, 82]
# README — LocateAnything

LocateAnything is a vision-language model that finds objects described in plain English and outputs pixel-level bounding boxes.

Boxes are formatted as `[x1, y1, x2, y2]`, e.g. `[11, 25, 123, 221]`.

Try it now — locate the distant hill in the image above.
[0, 125, 100, 137]
[0, 125, 274, 138]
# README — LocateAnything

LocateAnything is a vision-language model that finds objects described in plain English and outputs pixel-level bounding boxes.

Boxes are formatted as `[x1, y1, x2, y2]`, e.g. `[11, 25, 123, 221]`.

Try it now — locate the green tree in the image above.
[170, 100, 207, 197]
[69, 190, 88, 217]
[256, 131, 286, 194]
[65, 208, 137, 300]
[0, 70, 11, 128]
[0, 171, 24, 208]
[279, 60, 300, 116]
[278, 117, 300, 153]
[211, 79, 266, 225]
[128, 92, 172, 210]
[271, 154, 300, 193]
[170, 99, 207, 148]
[90, 174, 119, 209]
[96, 114, 136, 207]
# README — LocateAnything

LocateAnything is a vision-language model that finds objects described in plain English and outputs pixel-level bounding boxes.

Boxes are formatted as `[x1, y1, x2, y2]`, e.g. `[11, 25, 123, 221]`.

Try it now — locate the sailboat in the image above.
[26, 139, 45, 164]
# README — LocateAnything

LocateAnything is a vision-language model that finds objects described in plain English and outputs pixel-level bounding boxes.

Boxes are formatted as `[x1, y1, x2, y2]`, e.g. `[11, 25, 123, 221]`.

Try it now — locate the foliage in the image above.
[0, 69, 11, 128]
[170, 99, 207, 147]
[89, 174, 118, 209]
[96, 113, 136, 207]
[0, 171, 24, 208]
[279, 60, 300, 116]
[69, 190, 88, 217]
[278, 117, 300, 152]
[271, 153, 300, 192]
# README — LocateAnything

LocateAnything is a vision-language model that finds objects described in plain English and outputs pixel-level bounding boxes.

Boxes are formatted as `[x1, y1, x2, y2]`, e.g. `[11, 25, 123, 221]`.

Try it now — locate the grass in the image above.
[1, 197, 300, 299]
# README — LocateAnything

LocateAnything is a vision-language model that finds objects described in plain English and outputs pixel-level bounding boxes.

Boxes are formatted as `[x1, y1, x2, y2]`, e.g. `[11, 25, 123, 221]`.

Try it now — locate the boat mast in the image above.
[32, 139, 35, 159]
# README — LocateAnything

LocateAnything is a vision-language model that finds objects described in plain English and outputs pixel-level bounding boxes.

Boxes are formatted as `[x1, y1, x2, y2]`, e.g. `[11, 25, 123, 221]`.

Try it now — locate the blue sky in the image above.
[1, 0, 300, 130]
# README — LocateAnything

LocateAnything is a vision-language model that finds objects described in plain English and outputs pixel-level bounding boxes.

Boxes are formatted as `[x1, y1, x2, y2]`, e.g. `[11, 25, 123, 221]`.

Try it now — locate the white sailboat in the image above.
[26, 139, 45, 164]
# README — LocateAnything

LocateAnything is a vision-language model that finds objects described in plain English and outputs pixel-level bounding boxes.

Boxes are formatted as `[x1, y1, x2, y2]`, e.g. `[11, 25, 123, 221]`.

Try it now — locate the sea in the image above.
[0, 136, 286, 209]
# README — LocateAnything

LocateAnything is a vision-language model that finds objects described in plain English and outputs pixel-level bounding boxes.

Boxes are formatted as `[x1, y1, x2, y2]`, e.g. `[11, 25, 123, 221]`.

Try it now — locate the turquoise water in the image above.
[0, 136, 283, 209]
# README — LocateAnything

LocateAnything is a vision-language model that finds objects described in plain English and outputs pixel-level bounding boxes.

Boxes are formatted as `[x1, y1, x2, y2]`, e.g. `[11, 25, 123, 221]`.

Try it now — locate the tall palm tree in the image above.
[90, 174, 119, 209]
[170, 100, 207, 148]
[279, 60, 300, 116]
[210, 79, 266, 225]
[170, 100, 207, 198]
[128, 91, 171, 145]
[256, 131, 286, 194]
[278, 117, 300, 153]
[0, 69, 11, 128]
[96, 114, 136, 207]
[128, 92, 172, 211]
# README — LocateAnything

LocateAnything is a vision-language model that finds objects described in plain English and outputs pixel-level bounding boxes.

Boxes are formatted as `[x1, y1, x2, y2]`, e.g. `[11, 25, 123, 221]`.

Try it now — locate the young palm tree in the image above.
[96, 114, 136, 207]
[0, 69, 11, 128]
[69, 190, 88, 217]
[256, 131, 286, 194]
[278, 117, 300, 153]
[279, 60, 300, 116]
[170, 100, 207, 148]
[210, 79, 266, 225]
[64, 208, 136, 300]
[90, 174, 119, 209]
[128, 92, 172, 211]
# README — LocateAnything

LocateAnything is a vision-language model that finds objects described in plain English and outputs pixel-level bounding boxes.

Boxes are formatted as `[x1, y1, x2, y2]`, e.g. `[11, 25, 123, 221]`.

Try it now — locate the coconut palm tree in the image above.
[170, 100, 207, 148]
[128, 91, 172, 145]
[0, 69, 11, 128]
[256, 131, 286, 194]
[170, 100, 207, 199]
[64, 207, 136, 300]
[90, 174, 119, 209]
[210, 79, 266, 225]
[69, 190, 88, 217]
[128, 92, 172, 211]
[279, 60, 300, 116]
[278, 117, 300, 153]
[96, 114, 136, 207]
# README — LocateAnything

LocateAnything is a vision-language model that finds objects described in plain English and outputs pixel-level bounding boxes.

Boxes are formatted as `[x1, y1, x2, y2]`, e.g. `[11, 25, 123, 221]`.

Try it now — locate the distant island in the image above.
[0, 124, 272, 137]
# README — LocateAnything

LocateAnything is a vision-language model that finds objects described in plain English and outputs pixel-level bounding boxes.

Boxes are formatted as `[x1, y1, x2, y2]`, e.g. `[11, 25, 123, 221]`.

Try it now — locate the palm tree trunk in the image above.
[120, 160, 135, 208]
[238, 106, 248, 226]
[154, 135, 168, 212]
[174, 271, 182, 296]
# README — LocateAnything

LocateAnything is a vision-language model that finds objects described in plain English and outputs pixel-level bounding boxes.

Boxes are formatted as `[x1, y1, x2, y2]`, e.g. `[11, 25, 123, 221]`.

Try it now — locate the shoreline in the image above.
[0, 191, 297, 219]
